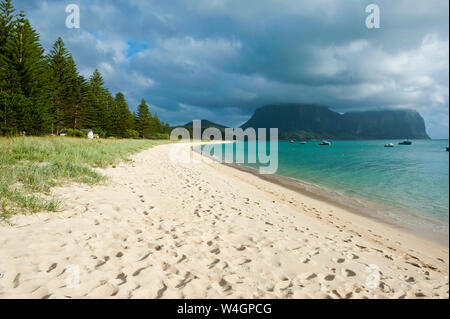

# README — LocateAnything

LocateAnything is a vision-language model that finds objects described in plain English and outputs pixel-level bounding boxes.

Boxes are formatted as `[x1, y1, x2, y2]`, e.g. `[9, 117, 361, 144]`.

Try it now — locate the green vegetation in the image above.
[180, 120, 229, 140]
[0, 0, 171, 138]
[0, 136, 169, 219]
[60, 128, 87, 138]
[0, 1, 175, 219]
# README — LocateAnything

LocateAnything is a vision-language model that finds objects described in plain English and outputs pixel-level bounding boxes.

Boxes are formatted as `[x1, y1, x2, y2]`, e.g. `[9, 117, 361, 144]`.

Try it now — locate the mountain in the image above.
[179, 119, 229, 139]
[241, 104, 430, 140]
[183, 120, 228, 130]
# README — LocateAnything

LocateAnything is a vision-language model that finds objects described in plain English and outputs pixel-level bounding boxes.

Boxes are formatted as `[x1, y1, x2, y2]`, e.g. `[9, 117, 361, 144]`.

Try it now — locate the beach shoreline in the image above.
[225, 161, 449, 247]
[196, 143, 449, 247]
[0, 142, 448, 299]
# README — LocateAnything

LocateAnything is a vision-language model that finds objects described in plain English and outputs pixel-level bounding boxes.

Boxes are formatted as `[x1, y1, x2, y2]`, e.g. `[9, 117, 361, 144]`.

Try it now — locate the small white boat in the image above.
[319, 140, 331, 146]
[384, 143, 394, 148]
[289, 140, 294, 143]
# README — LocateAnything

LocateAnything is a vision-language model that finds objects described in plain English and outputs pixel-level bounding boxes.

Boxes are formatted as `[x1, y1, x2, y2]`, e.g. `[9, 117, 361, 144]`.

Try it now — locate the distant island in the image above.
[184, 120, 228, 131]
[182, 104, 430, 140]
[180, 120, 229, 138]
[239, 104, 431, 140]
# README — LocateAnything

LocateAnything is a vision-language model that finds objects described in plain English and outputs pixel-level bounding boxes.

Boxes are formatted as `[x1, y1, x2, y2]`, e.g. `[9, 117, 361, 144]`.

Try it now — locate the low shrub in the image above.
[124, 129, 140, 139]
[61, 128, 87, 138]
[147, 133, 170, 140]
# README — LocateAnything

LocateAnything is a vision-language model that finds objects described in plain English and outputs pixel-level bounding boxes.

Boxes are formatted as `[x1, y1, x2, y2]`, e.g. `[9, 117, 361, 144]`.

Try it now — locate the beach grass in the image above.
[0, 137, 170, 220]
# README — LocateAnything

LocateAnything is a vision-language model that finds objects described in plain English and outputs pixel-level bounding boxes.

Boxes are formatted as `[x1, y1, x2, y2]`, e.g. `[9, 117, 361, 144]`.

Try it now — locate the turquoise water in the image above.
[204, 140, 449, 227]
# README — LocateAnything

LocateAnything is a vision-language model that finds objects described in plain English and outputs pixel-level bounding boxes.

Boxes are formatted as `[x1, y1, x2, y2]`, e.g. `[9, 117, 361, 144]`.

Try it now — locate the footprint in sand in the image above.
[333, 257, 346, 264]
[208, 258, 220, 269]
[210, 247, 221, 255]
[46, 263, 57, 273]
[321, 274, 335, 282]
[95, 256, 110, 269]
[300, 272, 317, 280]
[342, 269, 356, 277]
[13, 273, 21, 288]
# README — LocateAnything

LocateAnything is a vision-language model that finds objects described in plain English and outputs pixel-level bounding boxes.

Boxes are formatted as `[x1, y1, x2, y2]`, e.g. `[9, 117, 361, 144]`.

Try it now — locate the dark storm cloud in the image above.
[15, 0, 449, 137]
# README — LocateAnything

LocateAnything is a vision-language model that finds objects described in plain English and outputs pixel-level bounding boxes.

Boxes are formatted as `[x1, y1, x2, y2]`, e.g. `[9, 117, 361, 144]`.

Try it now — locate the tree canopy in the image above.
[0, 0, 169, 138]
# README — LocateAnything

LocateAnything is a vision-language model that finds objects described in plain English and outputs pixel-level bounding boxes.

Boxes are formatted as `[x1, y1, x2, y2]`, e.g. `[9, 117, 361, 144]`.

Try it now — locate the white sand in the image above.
[0, 142, 448, 299]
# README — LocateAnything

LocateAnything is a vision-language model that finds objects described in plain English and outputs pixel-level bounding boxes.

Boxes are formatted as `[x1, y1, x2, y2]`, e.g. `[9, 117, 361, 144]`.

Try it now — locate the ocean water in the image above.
[203, 140, 449, 233]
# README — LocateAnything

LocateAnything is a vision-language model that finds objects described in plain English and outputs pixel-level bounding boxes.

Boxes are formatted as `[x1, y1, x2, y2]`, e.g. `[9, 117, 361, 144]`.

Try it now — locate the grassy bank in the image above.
[0, 137, 169, 220]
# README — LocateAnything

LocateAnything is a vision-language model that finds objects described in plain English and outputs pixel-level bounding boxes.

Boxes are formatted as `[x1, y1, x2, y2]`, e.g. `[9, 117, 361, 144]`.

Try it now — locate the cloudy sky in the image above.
[15, 0, 449, 138]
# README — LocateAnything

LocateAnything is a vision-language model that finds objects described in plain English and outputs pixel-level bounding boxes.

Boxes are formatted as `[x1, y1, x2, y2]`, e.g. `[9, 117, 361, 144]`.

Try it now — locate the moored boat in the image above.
[399, 139, 412, 145]
[384, 143, 394, 148]
[319, 140, 331, 146]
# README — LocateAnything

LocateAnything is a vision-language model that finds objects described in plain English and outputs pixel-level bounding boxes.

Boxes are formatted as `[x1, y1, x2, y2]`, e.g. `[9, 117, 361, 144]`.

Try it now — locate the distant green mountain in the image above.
[177, 120, 229, 139]
[241, 104, 430, 140]
[183, 120, 228, 130]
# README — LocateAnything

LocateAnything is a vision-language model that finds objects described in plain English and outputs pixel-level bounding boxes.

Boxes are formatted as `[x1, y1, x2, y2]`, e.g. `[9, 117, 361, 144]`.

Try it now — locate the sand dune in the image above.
[0, 142, 448, 299]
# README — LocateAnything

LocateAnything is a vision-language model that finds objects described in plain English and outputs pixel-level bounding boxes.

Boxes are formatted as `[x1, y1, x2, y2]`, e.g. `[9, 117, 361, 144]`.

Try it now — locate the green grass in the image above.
[0, 137, 170, 220]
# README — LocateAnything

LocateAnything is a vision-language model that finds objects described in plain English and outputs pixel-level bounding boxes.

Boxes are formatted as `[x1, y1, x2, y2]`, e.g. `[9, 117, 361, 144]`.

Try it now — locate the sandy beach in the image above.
[0, 142, 448, 299]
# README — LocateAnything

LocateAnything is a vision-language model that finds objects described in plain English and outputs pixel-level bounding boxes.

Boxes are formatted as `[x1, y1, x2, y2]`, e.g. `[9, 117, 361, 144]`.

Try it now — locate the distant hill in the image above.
[241, 104, 430, 140]
[183, 120, 228, 130]
[177, 119, 229, 140]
